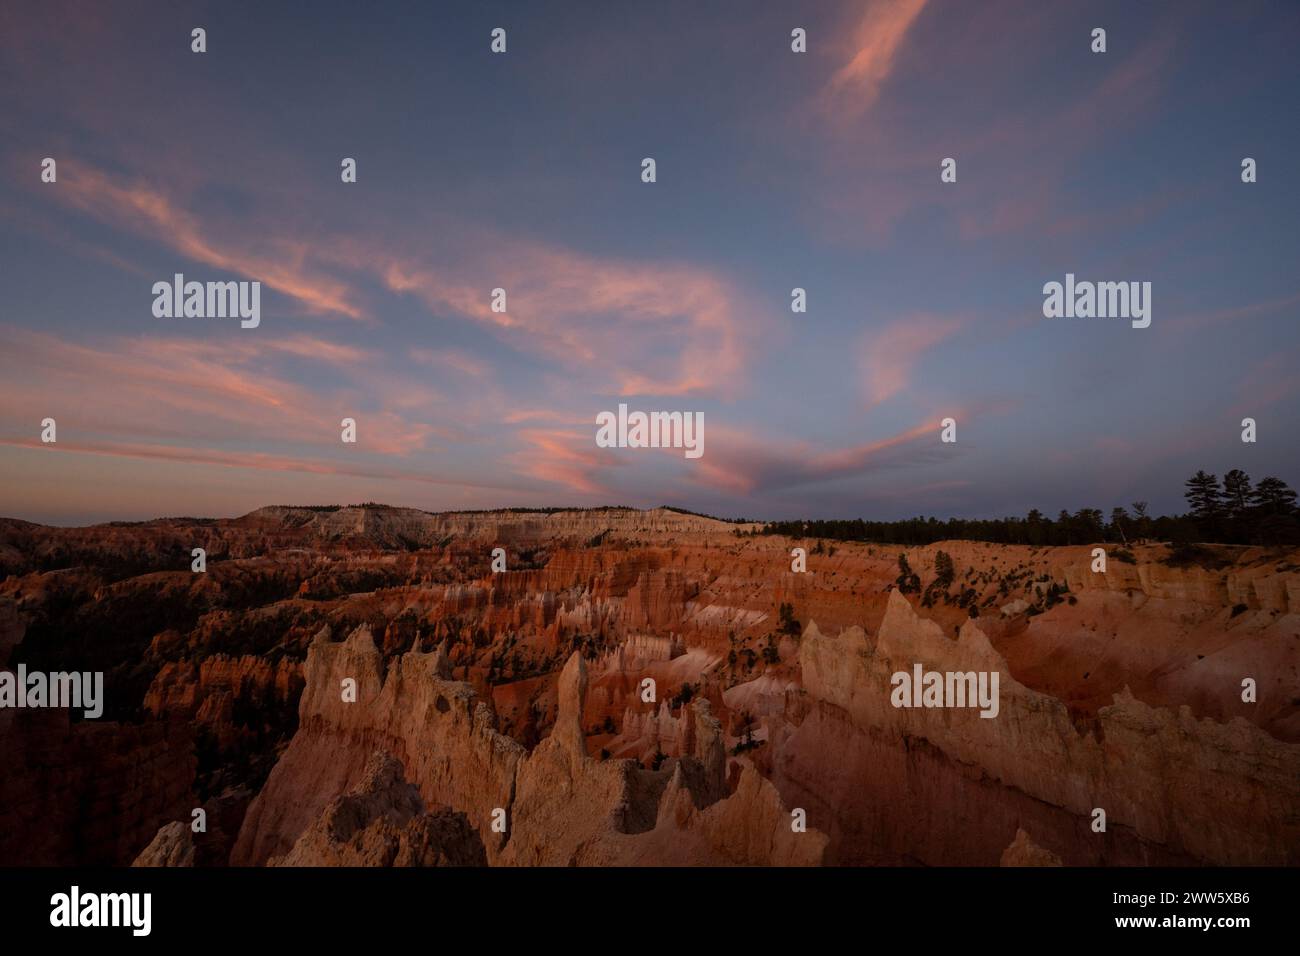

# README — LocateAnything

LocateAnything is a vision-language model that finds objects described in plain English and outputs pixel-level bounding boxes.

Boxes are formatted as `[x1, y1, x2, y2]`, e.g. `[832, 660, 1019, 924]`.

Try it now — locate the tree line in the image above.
[757, 469, 1299, 547]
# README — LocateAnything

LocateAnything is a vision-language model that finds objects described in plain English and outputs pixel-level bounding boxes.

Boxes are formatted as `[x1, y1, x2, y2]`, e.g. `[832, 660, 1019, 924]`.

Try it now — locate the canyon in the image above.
[1, 504, 1297, 867]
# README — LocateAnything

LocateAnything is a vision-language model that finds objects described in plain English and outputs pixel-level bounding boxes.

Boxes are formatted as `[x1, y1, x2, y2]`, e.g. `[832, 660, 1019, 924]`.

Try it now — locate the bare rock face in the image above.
[132, 821, 195, 867]
[245, 505, 752, 551]
[1000, 829, 1063, 867]
[496, 651, 826, 866]
[4, 506, 1298, 867]
[238, 633, 827, 867]
[232, 625, 526, 866]
[783, 590, 1300, 865]
[552, 648, 588, 759]
[496, 653, 655, 865]
[145, 654, 302, 753]
[270, 752, 486, 867]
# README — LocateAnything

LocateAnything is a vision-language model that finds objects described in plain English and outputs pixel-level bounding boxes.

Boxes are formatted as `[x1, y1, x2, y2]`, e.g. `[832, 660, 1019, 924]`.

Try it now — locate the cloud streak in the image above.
[820, 0, 930, 119]
[52, 165, 365, 320]
[860, 314, 966, 408]
[0, 438, 526, 493]
[0, 327, 435, 456]
[373, 239, 759, 399]
[690, 415, 959, 497]
[509, 427, 624, 497]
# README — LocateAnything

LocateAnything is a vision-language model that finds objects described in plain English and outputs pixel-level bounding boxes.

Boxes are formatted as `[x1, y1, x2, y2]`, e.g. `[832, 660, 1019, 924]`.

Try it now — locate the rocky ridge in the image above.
[1, 505, 1296, 866]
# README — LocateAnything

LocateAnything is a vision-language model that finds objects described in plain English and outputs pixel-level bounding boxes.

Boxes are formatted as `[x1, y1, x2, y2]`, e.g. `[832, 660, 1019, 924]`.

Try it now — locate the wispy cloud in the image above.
[1230, 350, 1300, 416]
[509, 427, 623, 497]
[1165, 291, 1300, 335]
[0, 327, 434, 456]
[51, 165, 365, 320]
[820, 0, 930, 119]
[502, 407, 590, 427]
[809, 13, 1179, 246]
[371, 238, 760, 399]
[691, 414, 956, 497]
[860, 314, 966, 407]
[409, 347, 494, 380]
[0, 438, 524, 493]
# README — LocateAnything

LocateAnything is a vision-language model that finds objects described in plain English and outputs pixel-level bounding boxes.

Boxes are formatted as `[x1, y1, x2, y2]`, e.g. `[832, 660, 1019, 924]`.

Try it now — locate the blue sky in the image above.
[1, 0, 1298, 525]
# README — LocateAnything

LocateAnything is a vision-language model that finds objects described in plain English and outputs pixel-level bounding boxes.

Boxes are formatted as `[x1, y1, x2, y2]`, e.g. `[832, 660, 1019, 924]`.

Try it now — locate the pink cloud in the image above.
[503, 407, 587, 426]
[0, 327, 435, 456]
[0, 438, 523, 493]
[19, 153, 766, 405]
[806, 14, 1180, 246]
[263, 335, 376, 366]
[367, 238, 759, 400]
[51, 165, 364, 320]
[409, 347, 494, 379]
[509, 428, 622, 497]
[691, 414, 957, 497]
[820, 0, 930, 119]
[860, 314, 966, 407]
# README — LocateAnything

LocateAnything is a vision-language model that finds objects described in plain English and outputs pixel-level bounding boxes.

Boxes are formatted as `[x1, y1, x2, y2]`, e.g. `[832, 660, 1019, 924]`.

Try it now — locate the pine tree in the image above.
[933, 550, 954, 588]
[896, 553, 920, 593]
[1184, 471, 1224, 520]
[1222, 469, 1252, 516]
[1074, 508, 1104, 541]
[1057, 510, 1072, 545]
[1025, 509, 1045, 546]
[1109, 506, 1128, 545]
[1249, 476, 1297, 515]
[1130, 501, 1151, 543]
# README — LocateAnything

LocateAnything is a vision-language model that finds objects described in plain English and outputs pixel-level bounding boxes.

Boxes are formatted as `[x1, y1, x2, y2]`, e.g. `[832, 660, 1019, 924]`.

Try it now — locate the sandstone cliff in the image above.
[2, 507, 1296, 867]
[236, 627, 826, 866]
[775, 590, 1300, 864]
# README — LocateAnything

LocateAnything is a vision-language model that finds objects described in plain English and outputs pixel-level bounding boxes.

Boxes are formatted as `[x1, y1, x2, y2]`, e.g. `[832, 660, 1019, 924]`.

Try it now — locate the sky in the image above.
[1, 0, 1298, 526]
